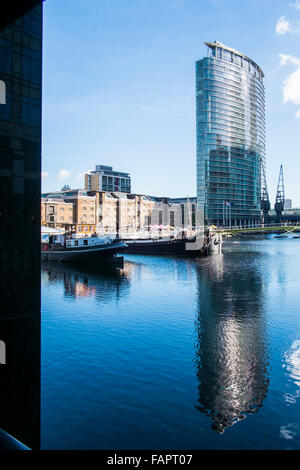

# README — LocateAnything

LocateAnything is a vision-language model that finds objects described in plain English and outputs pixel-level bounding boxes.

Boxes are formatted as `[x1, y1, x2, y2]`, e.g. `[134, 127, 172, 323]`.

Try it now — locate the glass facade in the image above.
[196, 41, 265, 226]
[0, 4, 42, 449]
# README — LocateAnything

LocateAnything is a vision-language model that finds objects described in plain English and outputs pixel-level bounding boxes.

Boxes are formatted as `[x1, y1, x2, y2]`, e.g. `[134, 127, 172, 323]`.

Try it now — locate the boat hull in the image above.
[123, 238, 207, 256]
[41, 241, 126, 263]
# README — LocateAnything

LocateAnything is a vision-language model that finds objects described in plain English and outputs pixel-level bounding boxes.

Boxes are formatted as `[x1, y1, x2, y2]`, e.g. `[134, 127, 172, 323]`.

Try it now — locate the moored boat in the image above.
[122, 233, 210, 256]
[41, 232, 126, 263]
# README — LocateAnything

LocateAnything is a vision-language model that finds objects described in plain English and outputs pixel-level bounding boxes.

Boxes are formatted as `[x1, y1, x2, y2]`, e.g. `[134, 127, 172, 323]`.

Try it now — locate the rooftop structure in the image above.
[85, 164, 131, 193]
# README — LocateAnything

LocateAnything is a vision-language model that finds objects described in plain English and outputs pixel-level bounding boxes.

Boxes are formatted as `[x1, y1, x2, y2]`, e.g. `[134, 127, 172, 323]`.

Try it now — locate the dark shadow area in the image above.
[0, 1, 43, 449]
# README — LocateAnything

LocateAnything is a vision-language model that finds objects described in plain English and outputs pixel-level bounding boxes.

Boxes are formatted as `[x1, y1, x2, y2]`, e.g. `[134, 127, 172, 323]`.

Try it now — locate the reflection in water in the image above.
[283, 340, 300, 405]
[41, 238, 300, 449]
[285, 340, 300, 387]
[42, 263, 131, 302]
[194, 252, 270, 434]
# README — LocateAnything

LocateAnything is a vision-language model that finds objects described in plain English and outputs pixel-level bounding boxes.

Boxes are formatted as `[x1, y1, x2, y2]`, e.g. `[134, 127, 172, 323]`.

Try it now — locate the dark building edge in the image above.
[0, 1, 44, 450]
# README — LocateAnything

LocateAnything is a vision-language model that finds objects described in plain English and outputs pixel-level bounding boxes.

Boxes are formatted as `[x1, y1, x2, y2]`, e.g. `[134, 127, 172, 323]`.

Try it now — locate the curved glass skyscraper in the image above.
[196, 41, 265, 227]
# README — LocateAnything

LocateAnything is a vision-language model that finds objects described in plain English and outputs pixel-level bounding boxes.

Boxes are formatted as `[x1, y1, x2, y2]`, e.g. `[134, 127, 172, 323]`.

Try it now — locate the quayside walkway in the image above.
[211, 223, 300, 236]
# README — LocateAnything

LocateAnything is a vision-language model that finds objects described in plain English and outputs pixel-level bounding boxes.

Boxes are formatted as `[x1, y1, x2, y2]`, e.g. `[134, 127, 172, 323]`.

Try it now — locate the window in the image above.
[21, 97, 40, 125]
[22, 56, 40, 84]
[23, 15, 41, 38]
[222, 50, 232, 63]
[233, 54, 241, 66]
[170, 211, 175, 226]
[0, 90, 10, 119]
[243, 58, 249, 70]
[0, 46, 12, 74]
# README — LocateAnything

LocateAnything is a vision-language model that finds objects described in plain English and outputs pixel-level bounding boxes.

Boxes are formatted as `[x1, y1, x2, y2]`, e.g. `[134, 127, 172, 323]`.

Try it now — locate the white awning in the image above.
[41, 226, 65, 235]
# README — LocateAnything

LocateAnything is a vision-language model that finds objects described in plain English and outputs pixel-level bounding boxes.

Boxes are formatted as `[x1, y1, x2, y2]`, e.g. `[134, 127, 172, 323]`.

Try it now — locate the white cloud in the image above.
[282, 68, 300, 109]
[290, 1, 300, 9]
[58, 169, 70, 180]
[276, 15, 300, 34]
[276, 16, 292, 34]
[41, 171, 49, 179]
[279, 53, 300, 67]
[279, 54, 300, 118]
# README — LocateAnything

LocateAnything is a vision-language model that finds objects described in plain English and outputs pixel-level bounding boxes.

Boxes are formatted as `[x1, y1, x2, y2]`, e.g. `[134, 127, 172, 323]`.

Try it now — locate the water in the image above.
[41, 235, 300, 449]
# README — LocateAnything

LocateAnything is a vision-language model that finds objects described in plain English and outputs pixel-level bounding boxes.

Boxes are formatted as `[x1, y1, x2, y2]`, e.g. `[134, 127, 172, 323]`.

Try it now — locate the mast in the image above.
[187, 196, 191, 236]
[274, 165, 285, 223]
[260, 162, 270, 224]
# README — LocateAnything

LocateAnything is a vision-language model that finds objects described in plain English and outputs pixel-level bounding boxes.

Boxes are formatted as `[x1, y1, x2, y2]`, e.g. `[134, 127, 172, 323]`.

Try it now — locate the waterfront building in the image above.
[42, 188, 96, 229]
[85, 164, 131, 193]
[42, 189, 184, 236]
[91, 191, 181, 236]
[76, 193, 96, 225]
[269, 207, 300, 224]
[94, 193, 182, 236]
[95, 193, 183, 237]
[284, 199, 292, 210]
[143, 196, 182, 229]
[196, 41, 265, 226]
[170, 197, 197, 228]
[41, 198, 75, 227]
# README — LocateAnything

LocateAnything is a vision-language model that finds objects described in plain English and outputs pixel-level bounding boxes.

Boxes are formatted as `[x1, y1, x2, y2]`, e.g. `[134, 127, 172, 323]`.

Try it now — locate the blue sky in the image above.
[42, 0, 300, 206]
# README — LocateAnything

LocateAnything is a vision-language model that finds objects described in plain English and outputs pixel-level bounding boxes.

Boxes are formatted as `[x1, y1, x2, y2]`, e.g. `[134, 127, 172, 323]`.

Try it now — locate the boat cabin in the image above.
[65, 236, 112, 248]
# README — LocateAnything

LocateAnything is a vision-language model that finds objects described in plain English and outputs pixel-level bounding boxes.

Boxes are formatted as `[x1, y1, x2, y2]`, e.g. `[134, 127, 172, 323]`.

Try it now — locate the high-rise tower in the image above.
[196, 41, 265, 227]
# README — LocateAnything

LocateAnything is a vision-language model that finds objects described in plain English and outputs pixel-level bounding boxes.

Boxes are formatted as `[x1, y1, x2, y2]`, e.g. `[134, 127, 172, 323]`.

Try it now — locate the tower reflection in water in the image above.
[194, 248, 270, 434]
